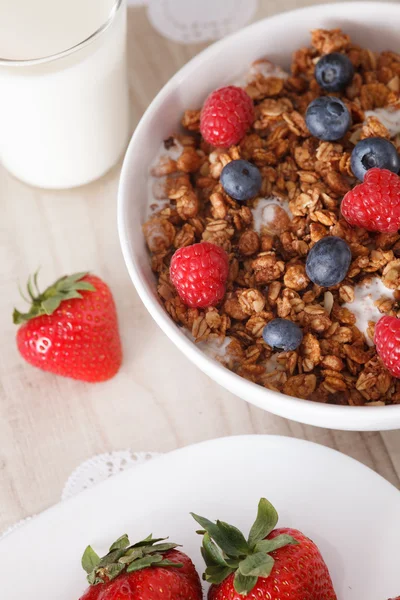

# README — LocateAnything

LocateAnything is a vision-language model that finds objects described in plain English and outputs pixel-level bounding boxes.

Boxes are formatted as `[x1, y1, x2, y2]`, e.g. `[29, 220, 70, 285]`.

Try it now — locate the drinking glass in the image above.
[0, 0, 130, 188]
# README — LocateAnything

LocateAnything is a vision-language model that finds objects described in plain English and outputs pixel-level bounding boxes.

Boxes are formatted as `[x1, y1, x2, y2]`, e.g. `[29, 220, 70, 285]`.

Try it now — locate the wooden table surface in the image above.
[1, 0, 400, 534]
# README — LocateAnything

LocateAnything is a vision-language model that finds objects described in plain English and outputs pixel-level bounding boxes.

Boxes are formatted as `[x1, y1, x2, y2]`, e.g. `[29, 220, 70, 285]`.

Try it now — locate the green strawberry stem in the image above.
[81, 534, 183, 586]
[13, 271, 95, 325]
[191, 498, 298, 596]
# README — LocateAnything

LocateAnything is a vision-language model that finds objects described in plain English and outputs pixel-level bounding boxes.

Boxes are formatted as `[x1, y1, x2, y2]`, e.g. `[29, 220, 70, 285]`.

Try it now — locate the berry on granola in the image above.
[305, 236, 352, 287]
[315, 52, 354, 92]
[170, 242, 229, 308]
[220, 159, 262, 201]
[305, 96, 351, 141]
[375, 315, 400, 377]
[350, 137, 400, 181]
[200, 86, 254, 147]
[341, 168, 400, 232]
[263, 318, 303, 351]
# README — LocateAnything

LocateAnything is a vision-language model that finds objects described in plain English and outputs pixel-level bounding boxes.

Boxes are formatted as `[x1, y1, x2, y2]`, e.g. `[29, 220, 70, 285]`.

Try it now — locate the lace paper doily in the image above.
[62, 450, 161, 500]
[147, 0, 258, 43]
[1, 451, 160, 540]
[0, 517, 34, 541]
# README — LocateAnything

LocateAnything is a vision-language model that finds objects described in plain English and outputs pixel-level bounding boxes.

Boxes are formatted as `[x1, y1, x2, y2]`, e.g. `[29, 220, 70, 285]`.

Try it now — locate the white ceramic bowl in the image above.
[118, 2, 400, 431]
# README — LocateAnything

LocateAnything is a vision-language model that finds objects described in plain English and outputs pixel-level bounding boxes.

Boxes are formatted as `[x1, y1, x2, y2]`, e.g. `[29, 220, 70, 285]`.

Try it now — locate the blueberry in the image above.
[306, 236, 351, 287]
[262, 318, 303, 351]
[351, 136, 400, 181]
[315, 53, 354, 92]
[305, 97, 351, 141]
[220, 159, 262, 201]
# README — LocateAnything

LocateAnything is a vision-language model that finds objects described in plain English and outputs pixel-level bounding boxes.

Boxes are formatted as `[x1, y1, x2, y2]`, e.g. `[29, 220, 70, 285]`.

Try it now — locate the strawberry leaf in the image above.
[126, 554, 163, 573]
[202, 533, 229, 567]
[224, 558, 241, 568]
[33, 269, 41, 295]
[196, 498, 287, 595]
[191, 513, 245, 557]
[81, 546, 101, 574]
[156, 559, 184, 568]
[238, 552, 274, 578]
[144, 542, 180, 554]
[13, 308, 36, 325]
[204, 565, 235, 584]
[27, 276, 36, 301]
[99, 548, 128, 567]
[109, 534, 130, 552]
[13, 271, 95, 325]
[118, 549, 143, 564]
[82, 532, 182, 586]
[87, 571, 103, 585]
[41, 295, 65, 315]
[255, 534, 298, 554]
[132, 536, 167, 548]
[247, 498, 278, 548]
[57, 272, 88, 289]
[106, 563, 125, 581]
[58, 290, 84, 301]
[233, 571, 258, 595]
[74, 281, 96, 292]
[216, 520, 249, 555]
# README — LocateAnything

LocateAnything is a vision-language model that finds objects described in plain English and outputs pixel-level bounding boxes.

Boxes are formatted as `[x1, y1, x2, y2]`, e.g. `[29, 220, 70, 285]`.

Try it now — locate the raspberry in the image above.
[170, 242, 229, 308]
[341, 167, 400, 232]
[374, 315, 400, 378]
[200, 86, 254, 147]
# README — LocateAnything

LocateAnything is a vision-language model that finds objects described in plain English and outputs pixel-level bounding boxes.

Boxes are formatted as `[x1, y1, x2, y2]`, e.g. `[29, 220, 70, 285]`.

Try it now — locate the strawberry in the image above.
[79, 533, 202, 600]
[192, 498, 336, 599]
[13, 272, 122, 382]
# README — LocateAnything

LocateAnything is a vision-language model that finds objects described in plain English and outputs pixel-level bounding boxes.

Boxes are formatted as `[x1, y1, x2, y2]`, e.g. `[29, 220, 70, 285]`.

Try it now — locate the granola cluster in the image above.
[143, 29, 400, 406]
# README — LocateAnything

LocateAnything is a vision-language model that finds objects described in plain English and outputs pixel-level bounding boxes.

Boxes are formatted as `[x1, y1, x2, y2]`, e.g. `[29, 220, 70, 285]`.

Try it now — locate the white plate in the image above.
[1, 435, 400, 598]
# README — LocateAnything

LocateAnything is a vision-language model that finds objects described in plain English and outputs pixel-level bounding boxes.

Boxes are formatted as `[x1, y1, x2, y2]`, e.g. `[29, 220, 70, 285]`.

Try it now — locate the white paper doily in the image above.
[62, 450, 161, 500]
[147, 0, 258, 44]
[1, 451, 160, 540]
[0, 517, 34, 541]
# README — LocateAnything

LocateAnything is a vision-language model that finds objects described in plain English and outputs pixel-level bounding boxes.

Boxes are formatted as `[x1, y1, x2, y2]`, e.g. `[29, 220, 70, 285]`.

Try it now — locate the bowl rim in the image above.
[118, 1, 400, 430]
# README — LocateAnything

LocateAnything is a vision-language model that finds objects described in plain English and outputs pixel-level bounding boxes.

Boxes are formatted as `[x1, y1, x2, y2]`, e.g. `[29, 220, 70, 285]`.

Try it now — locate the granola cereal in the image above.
[143, 29, 400, 406]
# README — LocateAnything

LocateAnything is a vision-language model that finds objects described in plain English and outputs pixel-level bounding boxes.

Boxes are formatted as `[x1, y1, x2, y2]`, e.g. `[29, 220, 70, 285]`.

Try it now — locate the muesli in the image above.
[143, 29, 400, 406]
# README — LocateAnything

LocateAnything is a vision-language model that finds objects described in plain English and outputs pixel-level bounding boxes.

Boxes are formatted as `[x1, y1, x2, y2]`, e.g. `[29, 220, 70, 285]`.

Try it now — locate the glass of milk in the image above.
[0, 0, 130, 189]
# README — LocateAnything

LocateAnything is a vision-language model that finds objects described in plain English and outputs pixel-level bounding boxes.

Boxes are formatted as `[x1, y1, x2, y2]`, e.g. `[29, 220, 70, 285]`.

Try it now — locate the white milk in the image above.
[233, 59, 289, 88]
[343, 277, 394, 345]
[251, 196, 292, 234]
[0, 0, 130, 188]
[247, 59, 289, 82]
[198, 336, 233, 361]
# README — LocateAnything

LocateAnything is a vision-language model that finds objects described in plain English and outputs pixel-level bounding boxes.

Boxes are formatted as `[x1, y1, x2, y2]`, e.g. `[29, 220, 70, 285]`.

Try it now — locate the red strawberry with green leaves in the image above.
[13, 272, 122, 382]
[192, 498, 336, 599]
[79, 533, 202, 600]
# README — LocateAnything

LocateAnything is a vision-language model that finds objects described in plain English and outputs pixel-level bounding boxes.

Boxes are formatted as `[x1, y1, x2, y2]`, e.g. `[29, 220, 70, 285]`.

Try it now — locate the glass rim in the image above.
[0, 0, 123, 67]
